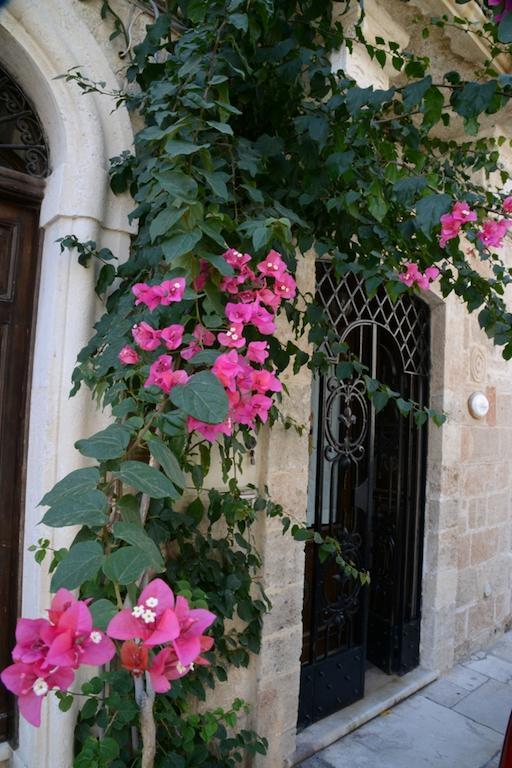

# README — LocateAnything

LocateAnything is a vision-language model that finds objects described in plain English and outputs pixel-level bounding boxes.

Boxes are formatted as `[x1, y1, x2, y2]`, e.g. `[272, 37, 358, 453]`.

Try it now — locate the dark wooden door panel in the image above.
[0, 171, 42, 743]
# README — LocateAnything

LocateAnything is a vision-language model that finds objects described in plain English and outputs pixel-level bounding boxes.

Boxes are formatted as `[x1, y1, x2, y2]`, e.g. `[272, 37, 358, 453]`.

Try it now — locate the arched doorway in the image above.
[0, 64, 47, 743]
[299, 262, 430, 729]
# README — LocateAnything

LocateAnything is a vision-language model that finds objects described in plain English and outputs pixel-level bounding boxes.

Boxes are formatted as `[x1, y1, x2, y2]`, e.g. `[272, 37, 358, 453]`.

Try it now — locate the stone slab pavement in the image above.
[298, 632, 512, 768]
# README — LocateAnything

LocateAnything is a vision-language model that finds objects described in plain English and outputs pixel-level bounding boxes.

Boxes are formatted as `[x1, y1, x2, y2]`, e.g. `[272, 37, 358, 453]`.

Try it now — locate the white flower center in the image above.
[90, 631, 102, 644]
[176, 662, 187, 674]
[173, 282, 181, 289]
[33, 678, 49, 697]
[132, 605, 145, 618]
[142, 609, 156, 624]
[145, 597, 159, 608]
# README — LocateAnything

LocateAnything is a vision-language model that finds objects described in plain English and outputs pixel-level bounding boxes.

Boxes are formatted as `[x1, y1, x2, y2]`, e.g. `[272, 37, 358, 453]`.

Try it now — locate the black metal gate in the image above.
[298, 263, 430, 729]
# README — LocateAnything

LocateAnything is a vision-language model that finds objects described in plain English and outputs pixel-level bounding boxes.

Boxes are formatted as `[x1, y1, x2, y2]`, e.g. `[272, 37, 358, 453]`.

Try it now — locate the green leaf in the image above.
[396, 398, 413, 415]
[393, 176, 428, 205]
[367, 192, 388, 223]
[162, 230, 202, 262]
[114, 461, 179, 499]
[50, 541, 104, 591]
[206, 120, 234, 136]
[229, 12, 248, 31]
[147, 437, 186, 488]
[40, 467, 100, 507]
[89, 599, 118, 630]
[149, 208, 185, 242]
[75, 424, 132, 461]
[95, 264, 116, 297]
[164, 139, 209, 157]
[102, 546, 152, 585]
[189, 349, 222, 365]
[112, 522, 164, 570]
[402, 76, 432, 109]
[452, 81, 497, 119]
[415, 193, 451, 237]
[372, 390, 389, 412]
[117, 494, 141, 525]
[169, 371, 229, 424]
[41, 490, 108, 528]
[200, 170, 230, 200]
[158, 171, 198, 201]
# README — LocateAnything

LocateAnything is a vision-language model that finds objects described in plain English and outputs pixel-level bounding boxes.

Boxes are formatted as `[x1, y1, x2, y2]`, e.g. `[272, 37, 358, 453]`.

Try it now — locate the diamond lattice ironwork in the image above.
[316, 261, 430, 376]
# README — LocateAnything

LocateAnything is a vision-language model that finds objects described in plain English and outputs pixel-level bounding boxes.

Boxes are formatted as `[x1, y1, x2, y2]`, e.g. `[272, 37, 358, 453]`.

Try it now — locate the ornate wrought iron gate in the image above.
[298, 262, 430, 729]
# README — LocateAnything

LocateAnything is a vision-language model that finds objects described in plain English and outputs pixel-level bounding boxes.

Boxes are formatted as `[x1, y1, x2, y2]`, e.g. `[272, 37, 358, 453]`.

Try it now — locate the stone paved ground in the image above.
[298, 633, 512, 768]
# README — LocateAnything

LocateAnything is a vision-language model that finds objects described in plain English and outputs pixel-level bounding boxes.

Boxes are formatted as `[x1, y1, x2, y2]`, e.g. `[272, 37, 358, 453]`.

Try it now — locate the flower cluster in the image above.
[399, 262, 439, 290]
[108, 579, 215, 693]
[120, 248, 296, 442]
[439, 199, 512, 250]
[0, 580, 215, 726]
[0, 589, 115, 726]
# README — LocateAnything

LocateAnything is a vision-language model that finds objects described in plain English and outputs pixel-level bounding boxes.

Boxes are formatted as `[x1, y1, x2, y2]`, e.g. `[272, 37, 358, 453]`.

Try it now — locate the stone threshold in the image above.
[290, 666, 439, 766]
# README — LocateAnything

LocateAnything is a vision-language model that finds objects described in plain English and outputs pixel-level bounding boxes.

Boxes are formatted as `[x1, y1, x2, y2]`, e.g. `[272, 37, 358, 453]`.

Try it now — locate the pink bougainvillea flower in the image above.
[12, 619, 50, 664]
[212, 351, 243, 391]
[132, 321, 161, 351]
[149, 647, 189, 693]
[225, 302, 253, 325]
[273, 272, 297, 301]
[223, 248, 251, 269]
[132, 283, 165, 312]
[107, 579, 180, 648]
[192, 259, 210, 291]
[42, 600, 115, 669]
[118, 345, 140, 365]
[503, 196, 512, 214]
[218, 324, 246, 349]
[250, 304, 276, 335]
[187, 416, 233, 442]
[193, 324, 216, 347]
[248, 393, 273, 423]
[159, 324, 185, 351]
[160, 278, 186, 304]
[120, 640, 149, 677]
[180, 342, 201, 361]
[47, 589, 79, 626]
[145, 354, 172, 388]
[250, 369, 282, 394]
[424, 266, 440, 283]
[0, 661, 74, 727]
[257, 287, 281, 311]
[398, 262, 421, 287]
[237, 289, 258, 304]
[257, 249, 287, 277]
[450, 201, 477, 223]
[172, 595, 216, 667]
[439, 214, 461, 248]
[145, 356, 189, 393]
[237, 264, 257, 285]
[246, 341, 269, 364]
[478, 218, 512, 248]
[219, 275, 242, 294]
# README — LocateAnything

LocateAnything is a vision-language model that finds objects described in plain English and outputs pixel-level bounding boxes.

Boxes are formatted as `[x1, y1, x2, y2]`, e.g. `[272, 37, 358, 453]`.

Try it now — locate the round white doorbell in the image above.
[468, 391, 489, 419]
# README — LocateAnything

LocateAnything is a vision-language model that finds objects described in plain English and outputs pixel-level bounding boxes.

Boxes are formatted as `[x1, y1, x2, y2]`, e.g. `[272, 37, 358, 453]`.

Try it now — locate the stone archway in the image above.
[0, 4, 135, 765]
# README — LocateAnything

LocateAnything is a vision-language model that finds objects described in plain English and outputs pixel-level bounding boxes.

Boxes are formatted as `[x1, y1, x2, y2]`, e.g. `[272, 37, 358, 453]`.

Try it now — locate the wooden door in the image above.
[0, 167, 43, 742]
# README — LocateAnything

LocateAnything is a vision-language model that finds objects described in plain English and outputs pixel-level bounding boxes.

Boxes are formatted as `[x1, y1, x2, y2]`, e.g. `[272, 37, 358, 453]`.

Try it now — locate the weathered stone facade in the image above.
[1, 1, 512, 767]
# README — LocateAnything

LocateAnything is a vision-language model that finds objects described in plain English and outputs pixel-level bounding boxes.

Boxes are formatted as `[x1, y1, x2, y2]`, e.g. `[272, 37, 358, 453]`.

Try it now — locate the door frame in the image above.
[298, 265, 430, 730]
[0, 166, 44, 744]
